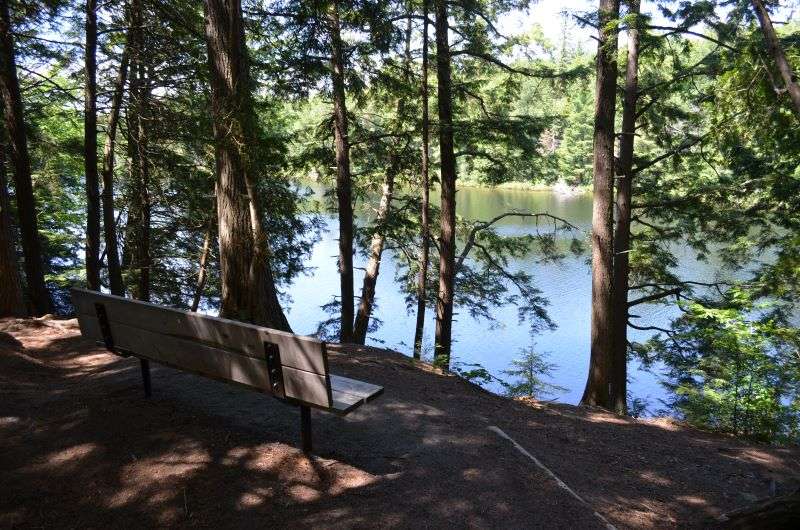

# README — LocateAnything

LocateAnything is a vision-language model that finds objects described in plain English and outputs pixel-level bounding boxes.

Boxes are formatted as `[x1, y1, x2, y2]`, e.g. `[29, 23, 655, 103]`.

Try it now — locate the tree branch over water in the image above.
[628, 288, 682, 307]
[456, 211, 579, 272]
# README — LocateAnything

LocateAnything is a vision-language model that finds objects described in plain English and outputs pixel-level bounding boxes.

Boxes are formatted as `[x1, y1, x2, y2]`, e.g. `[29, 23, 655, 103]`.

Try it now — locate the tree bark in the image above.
[203, 0, 291, 330]
[751, 0, 800, 117]
[84, 0, 100, 290]
[413, 0, 431, 360]
[351, 12, 413, 345]
[610, 0, 640, 415]
[433, 0, 456, 370]
[0, 0, 51, 315]
[580, 0, 618, 409]
[328, 1, 354, 343]
[352, 168, 395, 344]
[124, 0, 151, 302]
[0, 141, 24, 316]
[135, 65, 151, 302]
[101, 22, 130, 296]
[191, 223, 212, 312]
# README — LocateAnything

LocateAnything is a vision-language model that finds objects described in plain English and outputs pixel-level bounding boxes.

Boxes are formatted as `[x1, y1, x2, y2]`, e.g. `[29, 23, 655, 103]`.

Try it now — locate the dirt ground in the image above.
[1, 317, 799, 529]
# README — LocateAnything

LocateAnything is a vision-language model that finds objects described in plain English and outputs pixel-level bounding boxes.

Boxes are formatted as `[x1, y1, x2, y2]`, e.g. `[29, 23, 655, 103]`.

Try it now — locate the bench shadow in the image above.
[2, 329, 799, 528]
[2, 333, 604, 528]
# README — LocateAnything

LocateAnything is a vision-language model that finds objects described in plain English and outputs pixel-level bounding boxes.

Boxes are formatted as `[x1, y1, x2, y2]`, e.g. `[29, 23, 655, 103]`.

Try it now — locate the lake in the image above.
[285, 184, 713, 413]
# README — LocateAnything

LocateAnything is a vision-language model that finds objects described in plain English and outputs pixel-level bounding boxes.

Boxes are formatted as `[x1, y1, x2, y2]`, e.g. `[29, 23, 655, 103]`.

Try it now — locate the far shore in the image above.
[300, 175, 592, 195]
[456, 180, 592, 194]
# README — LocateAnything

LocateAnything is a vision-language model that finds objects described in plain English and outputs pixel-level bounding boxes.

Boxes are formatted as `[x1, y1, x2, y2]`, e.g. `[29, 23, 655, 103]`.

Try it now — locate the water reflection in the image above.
[288, 183, 702, 410]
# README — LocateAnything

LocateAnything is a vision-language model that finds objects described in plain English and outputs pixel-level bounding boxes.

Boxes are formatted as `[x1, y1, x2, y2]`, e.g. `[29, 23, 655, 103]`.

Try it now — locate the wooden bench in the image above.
[71, 288, 383, 453]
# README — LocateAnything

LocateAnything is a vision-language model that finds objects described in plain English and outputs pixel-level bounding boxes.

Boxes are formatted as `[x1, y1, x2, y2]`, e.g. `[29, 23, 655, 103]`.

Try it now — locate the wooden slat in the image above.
[331, 390, 365, 415]
[77, 313, 331, 408]
[330, 374, 384, 415]
[72, 290, 385, 415]
[330, 374, 383, 400]
[72, 288, 328, 375]
[282, 366, 331, 408]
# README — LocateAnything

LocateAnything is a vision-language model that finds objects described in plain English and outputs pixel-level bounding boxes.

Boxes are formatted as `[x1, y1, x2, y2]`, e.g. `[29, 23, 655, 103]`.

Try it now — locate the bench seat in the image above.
[330, 374, 383, 414]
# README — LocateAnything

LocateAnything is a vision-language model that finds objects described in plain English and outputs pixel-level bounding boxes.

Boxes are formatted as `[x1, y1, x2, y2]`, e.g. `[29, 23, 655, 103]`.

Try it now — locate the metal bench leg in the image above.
[300, 405, 312, 453]
[140, 359, 151, 398]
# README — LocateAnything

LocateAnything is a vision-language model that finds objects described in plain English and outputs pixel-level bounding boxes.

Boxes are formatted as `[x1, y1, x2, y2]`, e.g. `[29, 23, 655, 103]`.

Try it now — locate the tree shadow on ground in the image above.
[1, 323, 798, 528]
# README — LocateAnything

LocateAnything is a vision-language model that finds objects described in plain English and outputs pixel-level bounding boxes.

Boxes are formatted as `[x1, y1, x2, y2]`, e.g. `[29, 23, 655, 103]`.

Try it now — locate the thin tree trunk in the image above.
[0, 141, 24, 316]
[433, 0, 456, 370]
[203, 0, 290, 330]
[580, 0, 618, 409]
[751, 0, 800, 117]
[191, 222, 212, 312]
[352, 170, 395, 344]
[137, 66, 151, 302]
[101, 25, 130, 296]
[413, 0, 431, 360]
[0, 0, 51, 315]
[121, 2, 139, 289]
[328, 1, 354, 343]
[352, 12, 413, 345]
[610, 0, 640, 415]
[124, 2, 151, 302]
[84, 0, 101, 290]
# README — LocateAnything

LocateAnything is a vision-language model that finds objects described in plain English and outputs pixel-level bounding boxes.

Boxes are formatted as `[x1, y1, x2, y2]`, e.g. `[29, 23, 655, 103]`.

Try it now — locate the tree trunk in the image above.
[84, 0, 100, 290]
[191, 223, 212, 312]
[580, 0, 618, 409]
[0, 0, 51, 315]
[751, 0, 800, 117]
[352, 12, 413, 345]
[352, 164, 396, 344]
[0, 141, 24, 316]
[413, 0, 431, 360]
[328, 1, 354, 343]
[203, 0, 291, 330]
[124, 2, 151, 302]
[101, 25, 130, 296]
[433, 0, 456, 370]
[135, 66, 151, 302]
[610, 0, 640, 415]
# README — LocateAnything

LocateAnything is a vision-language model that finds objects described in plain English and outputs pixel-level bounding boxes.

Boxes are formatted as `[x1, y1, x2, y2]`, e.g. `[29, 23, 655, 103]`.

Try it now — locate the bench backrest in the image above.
[71, 289, 333, 409]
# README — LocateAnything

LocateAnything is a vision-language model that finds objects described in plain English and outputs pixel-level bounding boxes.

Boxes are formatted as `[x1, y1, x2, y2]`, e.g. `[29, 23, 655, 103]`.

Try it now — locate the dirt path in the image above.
[2, 318, 798, 528]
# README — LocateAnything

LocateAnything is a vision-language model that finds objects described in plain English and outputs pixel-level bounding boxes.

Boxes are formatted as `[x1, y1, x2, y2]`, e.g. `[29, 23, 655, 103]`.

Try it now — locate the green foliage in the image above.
[501, 342, 565, 399]
[452, 361, 497, 386]
[629, 17, 800, 443]
[645, 290, 800, 443]
[21, 66, 84, 305]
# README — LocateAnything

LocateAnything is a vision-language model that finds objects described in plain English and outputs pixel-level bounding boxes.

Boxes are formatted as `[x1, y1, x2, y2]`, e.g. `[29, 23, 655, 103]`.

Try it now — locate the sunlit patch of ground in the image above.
[2, 318, 799, 528]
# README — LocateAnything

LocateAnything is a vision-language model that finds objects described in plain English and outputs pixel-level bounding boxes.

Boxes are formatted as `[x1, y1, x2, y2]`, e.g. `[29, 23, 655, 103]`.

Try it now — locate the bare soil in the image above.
[1, 317, 798, 529]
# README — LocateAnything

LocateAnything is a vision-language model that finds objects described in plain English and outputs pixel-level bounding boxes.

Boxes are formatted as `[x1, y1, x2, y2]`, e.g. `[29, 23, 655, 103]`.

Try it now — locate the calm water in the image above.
[285, 184, 716, 412]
